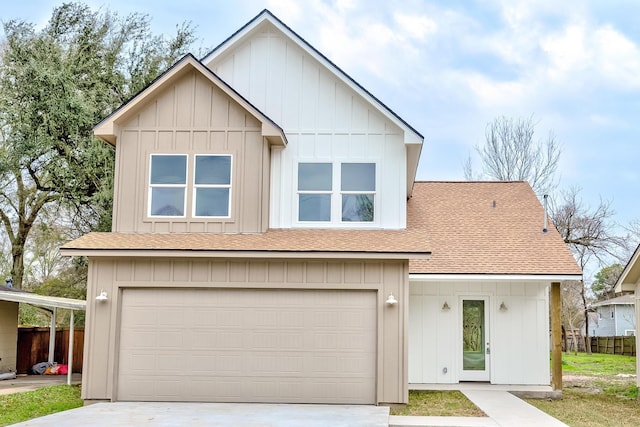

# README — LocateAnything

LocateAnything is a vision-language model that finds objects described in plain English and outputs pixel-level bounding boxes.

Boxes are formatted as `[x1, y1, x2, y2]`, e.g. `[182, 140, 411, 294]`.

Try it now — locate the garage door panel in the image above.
[118, 288, 376, 403]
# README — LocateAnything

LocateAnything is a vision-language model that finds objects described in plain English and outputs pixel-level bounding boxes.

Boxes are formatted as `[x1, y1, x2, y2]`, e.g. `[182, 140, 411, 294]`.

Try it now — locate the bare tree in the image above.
[562, 281, 585, 354]
[551, 187, 625, 265]
[621, 218, 640, 262]
[551, 187, 626, 353]
[464, 115, 560, 195]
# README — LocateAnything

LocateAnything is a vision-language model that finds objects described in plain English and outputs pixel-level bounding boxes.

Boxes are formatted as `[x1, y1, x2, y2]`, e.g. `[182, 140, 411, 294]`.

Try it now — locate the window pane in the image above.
[151, 188, 185, 216]
[195, 188, 230, 217]
[341, 163, 375, 191]
[195, 155, 231, 185]
[298, 163, 332, 191]
[151, 155, 186, 184]
[299, 194, 331, 221]
[342, 194, 374, 222]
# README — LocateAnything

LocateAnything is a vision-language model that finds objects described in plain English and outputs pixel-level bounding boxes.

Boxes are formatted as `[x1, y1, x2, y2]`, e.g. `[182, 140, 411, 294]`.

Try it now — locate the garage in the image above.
[117, 288, 377, 404]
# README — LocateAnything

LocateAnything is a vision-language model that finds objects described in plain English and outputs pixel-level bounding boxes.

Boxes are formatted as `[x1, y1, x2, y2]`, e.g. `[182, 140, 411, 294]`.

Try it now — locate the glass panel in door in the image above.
[463, 299, 486, 371]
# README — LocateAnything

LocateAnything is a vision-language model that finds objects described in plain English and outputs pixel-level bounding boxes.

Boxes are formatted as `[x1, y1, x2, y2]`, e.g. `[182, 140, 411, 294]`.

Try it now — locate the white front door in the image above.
[459, 297, 490, 381]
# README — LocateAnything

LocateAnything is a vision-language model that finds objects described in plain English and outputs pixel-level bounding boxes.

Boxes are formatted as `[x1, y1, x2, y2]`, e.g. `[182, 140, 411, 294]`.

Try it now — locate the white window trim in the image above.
[295, 160, 378, 227]
[296, 162, 333, 223]
[148, 154, 188, 218]
[192, 154, 233, 219]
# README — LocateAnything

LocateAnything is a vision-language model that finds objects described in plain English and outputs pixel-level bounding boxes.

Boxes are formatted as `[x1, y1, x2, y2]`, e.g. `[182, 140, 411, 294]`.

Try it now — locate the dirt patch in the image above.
[564, 373, 637, 394]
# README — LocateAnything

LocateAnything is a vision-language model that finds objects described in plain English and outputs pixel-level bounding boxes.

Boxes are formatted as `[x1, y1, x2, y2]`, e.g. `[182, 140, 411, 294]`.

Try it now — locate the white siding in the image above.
[206, 26, 407, 229]
[409, 280, 550, 386]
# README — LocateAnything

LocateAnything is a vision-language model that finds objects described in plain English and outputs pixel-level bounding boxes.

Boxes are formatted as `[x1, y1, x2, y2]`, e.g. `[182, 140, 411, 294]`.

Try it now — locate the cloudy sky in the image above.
[4, 0, 639, 239]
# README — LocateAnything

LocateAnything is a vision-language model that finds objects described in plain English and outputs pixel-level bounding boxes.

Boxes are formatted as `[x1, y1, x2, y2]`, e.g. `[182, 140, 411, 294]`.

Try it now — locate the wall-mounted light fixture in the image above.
[442, 301, 450, 311]
[96, 290, 108, 302]
[499, 301, 508, 311]
[386, 293, 398, 306]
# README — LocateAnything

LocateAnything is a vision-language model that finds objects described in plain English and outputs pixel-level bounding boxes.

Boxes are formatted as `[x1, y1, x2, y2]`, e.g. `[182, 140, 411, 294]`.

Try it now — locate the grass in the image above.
[392, 353, 638, 423]
[390, 390, 486, 416]
[527, 389, 640, 427]
[524, 353, 639, 427]
[561, 352, 637, 376]
[0, 385, 82, 426]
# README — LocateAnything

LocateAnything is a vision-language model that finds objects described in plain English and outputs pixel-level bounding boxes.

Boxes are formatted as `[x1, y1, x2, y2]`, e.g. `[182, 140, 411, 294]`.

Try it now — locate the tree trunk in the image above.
[10, 232, 27, 289]
[581, 280, 591, 354]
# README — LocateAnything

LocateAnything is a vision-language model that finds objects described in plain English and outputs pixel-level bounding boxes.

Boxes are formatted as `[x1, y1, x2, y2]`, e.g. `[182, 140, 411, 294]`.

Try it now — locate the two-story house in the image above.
[61, 10, 581, 405]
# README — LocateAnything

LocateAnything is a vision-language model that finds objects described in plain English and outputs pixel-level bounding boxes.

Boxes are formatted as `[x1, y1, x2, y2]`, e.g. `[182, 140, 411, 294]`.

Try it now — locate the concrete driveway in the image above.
[10, 402, 390, 427]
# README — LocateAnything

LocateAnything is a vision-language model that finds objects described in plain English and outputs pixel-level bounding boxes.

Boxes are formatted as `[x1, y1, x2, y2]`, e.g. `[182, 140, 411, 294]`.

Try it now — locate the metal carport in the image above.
[0, 287, 86, 385]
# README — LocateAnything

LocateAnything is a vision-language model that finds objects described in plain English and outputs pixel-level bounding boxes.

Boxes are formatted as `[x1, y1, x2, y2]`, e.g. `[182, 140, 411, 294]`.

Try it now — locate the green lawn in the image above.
[0, 385, 82, 426]
[561, 352, 636, 376]
[390, 390, 486, 416]
[525, 353, 639, 427]
[393, 353, 638, 423]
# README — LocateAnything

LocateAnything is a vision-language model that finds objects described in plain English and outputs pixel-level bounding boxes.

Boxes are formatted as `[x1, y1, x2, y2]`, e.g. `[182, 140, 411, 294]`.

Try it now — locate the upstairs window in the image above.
[341, 163, 375, 222]
[149, 154, 232, 218]
[298, 163, 332, 221]
[149, 154, 187, 216]
[297, 162, 376, 223]
[194, 155, 232, 217]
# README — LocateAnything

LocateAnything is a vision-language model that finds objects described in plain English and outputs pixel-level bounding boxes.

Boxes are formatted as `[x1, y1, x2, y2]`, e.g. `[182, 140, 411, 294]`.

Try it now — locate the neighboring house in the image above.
[614, 244, 640, 388]
[60, 10, 581, 405]
[589, 294, 636, 337]
[0, 285, 19, 374]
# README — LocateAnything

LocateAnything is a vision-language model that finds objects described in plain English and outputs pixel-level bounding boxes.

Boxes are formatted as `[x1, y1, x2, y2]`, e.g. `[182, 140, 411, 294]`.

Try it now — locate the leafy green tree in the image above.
[591, 263, 624, 301]
[0, 2, 199, 289]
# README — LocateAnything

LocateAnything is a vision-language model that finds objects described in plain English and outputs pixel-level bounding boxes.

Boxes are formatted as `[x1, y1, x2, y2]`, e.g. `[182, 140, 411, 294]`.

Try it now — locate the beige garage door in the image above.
[117, 288, 377, 403]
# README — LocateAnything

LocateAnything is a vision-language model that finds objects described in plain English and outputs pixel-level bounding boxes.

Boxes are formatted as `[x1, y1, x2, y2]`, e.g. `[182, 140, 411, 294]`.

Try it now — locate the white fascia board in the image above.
[409, 273, 583, 282]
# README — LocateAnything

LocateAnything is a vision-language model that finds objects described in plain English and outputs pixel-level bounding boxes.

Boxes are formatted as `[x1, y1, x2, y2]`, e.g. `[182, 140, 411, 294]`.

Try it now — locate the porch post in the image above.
[551, 282, 562, 391]
[48, 307, 57, 364]
[67, 310, 74, 386]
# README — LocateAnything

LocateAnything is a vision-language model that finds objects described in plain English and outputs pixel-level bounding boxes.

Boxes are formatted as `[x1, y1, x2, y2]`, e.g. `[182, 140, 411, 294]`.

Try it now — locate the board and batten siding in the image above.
[409, 280, 551, 385]
[112, 69, 271, 233]
[82, 257, 409, 404]
[0, 301, 18, 373]
[205, 25, 407, 229]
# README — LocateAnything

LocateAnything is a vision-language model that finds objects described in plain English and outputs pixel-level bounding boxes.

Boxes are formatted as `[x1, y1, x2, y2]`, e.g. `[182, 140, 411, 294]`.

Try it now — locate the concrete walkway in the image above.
[390, 389, 568, 427]
[3, 376, 568, 427]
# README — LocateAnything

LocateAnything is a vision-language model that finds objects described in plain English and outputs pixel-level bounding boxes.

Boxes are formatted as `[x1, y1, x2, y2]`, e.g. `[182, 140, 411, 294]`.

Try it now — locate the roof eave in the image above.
[60, 248, 430, 260]
[615, 243, 640, 293]
[409, 273, 583, 282]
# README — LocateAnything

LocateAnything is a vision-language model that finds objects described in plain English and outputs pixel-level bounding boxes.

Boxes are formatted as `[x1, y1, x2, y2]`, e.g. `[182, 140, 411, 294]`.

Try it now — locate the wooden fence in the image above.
[590, 336, 636, 356]
[17, 327, 84, 374]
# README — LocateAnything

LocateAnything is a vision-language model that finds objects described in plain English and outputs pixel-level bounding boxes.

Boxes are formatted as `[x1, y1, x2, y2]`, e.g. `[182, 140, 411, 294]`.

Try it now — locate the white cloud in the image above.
[393, 13, 438, 41]
[593, 25, 640, 89]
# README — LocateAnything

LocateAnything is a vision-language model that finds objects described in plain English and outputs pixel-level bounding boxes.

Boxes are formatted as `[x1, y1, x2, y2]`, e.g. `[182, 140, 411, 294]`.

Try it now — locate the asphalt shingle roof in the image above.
[408, 181, 581, 275]
[61, 181, 581, 276]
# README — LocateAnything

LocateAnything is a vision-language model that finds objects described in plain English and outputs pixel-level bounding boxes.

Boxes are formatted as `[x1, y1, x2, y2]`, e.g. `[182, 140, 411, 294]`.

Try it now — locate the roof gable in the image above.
[202, 10, 423, 194]
[615, 244, 640, 293]
[93, 54, 286, 147]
